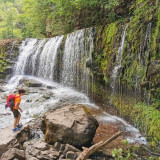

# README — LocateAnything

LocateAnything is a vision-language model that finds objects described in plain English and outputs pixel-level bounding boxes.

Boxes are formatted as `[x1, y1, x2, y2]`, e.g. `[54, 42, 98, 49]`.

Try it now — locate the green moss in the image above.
[152, 6, 160, 59]
[93, 22, 119, 83]
[112, 95, 160, 147]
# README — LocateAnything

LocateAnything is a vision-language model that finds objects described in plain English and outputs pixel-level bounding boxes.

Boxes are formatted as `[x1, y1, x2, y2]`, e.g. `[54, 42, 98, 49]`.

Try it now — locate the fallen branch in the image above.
[76, 131, 123, 160]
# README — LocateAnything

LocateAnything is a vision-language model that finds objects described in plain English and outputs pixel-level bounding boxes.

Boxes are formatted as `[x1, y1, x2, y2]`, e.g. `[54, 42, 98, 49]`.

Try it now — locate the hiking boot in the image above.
[12, 128, 21, 132]
[16, 124, 23, 128]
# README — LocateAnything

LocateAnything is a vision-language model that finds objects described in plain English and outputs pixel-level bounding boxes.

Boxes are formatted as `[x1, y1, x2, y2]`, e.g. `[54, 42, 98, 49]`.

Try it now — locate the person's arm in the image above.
[15, 102, 23, 112]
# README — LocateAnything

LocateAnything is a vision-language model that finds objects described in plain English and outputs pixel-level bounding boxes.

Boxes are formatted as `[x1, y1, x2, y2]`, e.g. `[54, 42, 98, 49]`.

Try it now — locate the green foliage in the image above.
[112, 148, 123, 160]
[0, 1, 23, 39]
[114, 95, 160, 147]
[112, 140, 160, 159]
[19, 0, 52, 38]
[152, 4, 160, 59]
[0, 0, 121, 39]
[94, 22, 119, 83]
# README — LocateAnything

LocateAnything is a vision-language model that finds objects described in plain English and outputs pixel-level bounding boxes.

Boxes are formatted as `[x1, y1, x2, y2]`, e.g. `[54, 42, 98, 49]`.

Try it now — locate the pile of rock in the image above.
[0, 104, 99, 160]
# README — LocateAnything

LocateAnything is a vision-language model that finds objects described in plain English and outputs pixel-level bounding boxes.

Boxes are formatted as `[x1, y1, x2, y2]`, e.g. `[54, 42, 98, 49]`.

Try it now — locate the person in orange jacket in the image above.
[12, 89, 25, 132]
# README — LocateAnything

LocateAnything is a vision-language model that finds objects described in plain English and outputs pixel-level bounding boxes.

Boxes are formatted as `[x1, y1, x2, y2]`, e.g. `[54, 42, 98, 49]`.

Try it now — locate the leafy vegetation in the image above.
[112, 140, 160, 160]
[0, 0, 123, 39]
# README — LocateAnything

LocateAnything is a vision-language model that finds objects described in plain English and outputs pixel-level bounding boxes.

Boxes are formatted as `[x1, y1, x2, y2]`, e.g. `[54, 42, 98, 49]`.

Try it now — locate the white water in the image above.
[14, 36, 64, 80]
[2, 75, 147, 145]
[111, 25, 128, 92]
[61, 28, 94, 93]
[98, 113, 146, 144]
[1, 28, 147, 145]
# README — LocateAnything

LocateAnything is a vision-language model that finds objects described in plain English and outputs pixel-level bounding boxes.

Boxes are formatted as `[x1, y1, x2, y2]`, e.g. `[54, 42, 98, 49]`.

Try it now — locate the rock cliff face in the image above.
[0, 39, 21, 81]
[88, 0, 160, 147]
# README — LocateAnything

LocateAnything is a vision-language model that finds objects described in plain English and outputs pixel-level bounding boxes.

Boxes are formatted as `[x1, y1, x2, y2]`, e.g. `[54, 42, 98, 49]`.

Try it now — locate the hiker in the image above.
[12, 89, 25, 132]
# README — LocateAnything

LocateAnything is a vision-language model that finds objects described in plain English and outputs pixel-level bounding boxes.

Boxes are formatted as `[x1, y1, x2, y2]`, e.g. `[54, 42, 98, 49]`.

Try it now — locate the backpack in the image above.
[5, 95, 16, 111]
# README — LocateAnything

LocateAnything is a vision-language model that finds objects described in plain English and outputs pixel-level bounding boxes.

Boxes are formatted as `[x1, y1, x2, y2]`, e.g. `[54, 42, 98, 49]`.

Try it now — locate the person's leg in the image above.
[17, 112, 21, 125]
[13, 118, 18, 129]
[13, 109, 20, 131]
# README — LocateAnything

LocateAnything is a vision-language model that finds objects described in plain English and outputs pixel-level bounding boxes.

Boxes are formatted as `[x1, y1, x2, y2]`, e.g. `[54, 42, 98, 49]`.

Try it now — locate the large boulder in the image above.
[41, 104, 99, 149]
[0, 124, 30, 157]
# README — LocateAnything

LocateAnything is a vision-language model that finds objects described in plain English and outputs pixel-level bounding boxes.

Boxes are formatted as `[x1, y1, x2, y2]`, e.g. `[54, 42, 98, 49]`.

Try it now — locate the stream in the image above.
[0, 75, 147, 146]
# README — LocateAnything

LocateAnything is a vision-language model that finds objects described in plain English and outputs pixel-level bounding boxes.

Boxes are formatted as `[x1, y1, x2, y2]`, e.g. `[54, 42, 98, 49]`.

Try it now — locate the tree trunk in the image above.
[76, 131, 123, 160]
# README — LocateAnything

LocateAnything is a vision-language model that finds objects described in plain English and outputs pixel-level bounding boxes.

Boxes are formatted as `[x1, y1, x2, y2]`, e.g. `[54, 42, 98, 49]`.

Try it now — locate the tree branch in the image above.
[76, 131, 123, 160]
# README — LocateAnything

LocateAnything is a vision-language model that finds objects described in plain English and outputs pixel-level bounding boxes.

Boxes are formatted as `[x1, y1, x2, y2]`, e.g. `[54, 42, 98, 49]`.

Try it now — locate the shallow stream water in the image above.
[0, 75, 147, 145]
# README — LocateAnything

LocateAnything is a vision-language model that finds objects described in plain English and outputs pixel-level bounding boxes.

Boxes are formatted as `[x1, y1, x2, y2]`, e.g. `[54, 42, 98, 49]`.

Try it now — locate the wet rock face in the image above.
[115, 0, 134, 17]
[147, 60, 160, 78]
[41, 104, 99, 149]
[147, 60, 160, 98]
[0, 39, 21, 81]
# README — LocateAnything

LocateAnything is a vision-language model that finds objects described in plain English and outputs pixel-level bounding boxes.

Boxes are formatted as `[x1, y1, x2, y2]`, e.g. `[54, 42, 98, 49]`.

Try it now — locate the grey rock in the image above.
[59, 154, 65, 160]
[42, 104, 99, 149]
[24, 140, 60, 160]
[1, 148, 25, 160]
[66, 151, 78, 159]
[28, 157, 39, 160]
[54, 142, 65, 152]
[26, 79, 42, 87]
[63, 144, 80, 156]
[34, 140, 50, 151]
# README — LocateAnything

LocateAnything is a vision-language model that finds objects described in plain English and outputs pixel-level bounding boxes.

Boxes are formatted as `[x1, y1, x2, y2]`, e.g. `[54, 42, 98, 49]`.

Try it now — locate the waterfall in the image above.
[9, 28, 94, 93]
[3, 28, 148, 146]
[111, 25, 128, 92]
[14, 36, 64, 80]
[60, 28, 94, 93]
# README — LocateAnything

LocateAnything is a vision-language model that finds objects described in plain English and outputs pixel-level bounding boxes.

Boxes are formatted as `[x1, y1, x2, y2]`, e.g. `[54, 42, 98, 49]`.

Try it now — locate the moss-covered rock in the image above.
[0, 39, 21, 80]
[88, 0, 160, 147]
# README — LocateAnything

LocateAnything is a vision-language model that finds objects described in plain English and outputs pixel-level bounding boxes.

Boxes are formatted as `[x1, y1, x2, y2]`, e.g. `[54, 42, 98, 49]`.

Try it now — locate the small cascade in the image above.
[36, 37, 64, 80]
[14, 36, 64, 80]
[111, 25, 128, 93]
[15, 38, 38, 75]
[135, 23, 152, 102]
[9, 29, 94, 93]
[60, 28, 94, 94]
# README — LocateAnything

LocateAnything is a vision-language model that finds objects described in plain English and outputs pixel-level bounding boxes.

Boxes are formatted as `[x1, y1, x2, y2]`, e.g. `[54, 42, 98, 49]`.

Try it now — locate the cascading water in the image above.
[61, 28, 94, 94]
[14, 36, 64, 80]
[135, 23, 152, 102]
[1, 28, 147, 145]
[111, 25, 128, 93]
